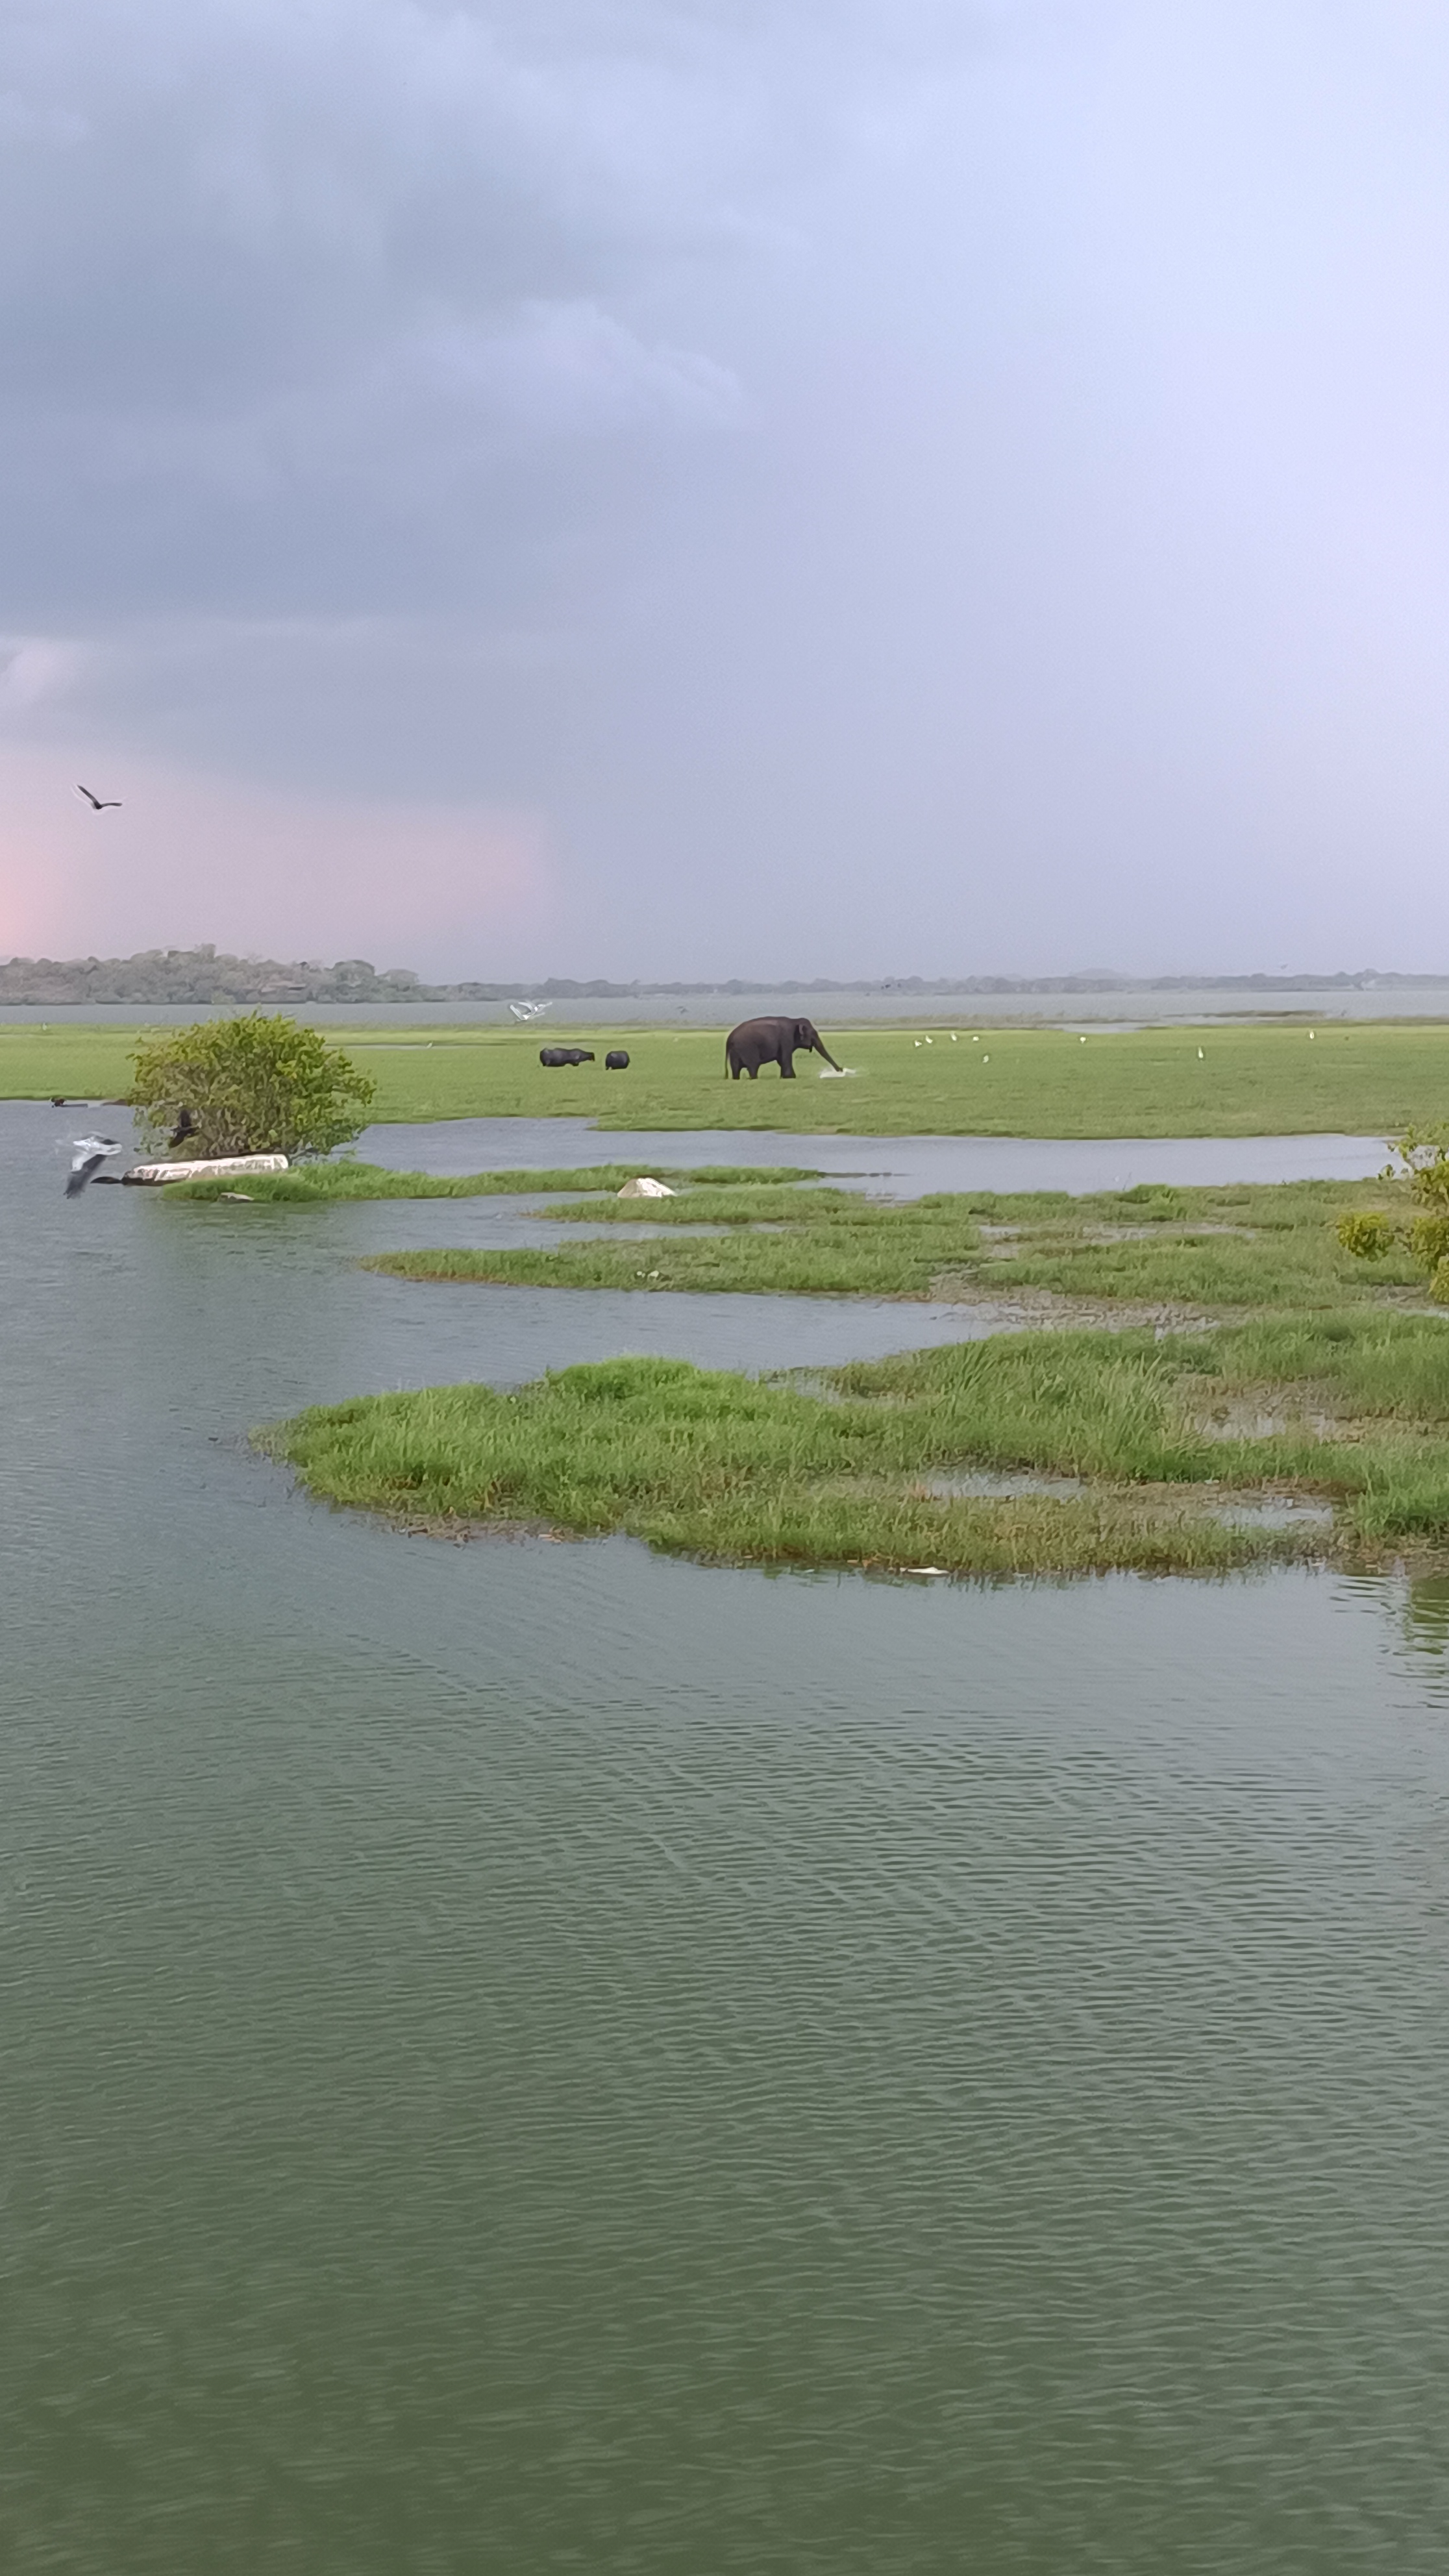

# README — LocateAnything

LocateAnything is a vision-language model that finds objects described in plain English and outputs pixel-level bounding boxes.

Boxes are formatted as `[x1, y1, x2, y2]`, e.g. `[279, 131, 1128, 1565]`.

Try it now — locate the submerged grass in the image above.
[263, 1311, 1449, 1579]
[165, 1159, 811, 1202]
[365, 1174, 1421, 1311]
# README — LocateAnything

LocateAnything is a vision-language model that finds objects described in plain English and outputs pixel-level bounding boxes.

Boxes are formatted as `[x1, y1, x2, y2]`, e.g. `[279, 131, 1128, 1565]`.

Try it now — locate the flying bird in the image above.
[75, 784, 121, 810]
[508, 999, 550, 1022]
[66, 1136, 119, 1195]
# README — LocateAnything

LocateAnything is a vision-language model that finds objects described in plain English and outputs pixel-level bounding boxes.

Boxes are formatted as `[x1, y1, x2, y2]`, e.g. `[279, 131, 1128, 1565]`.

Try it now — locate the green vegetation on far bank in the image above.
[263, 1309, 1449, 1579]
[10, 1013, 1449, 1136]
[365, 1175, 1425, 1313]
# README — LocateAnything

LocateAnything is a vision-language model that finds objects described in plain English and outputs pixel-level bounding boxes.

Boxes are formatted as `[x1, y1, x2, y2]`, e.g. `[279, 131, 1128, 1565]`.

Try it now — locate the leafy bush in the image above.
[1337, 1211, 1397, 1261]
[1410, 1215, 1449, 1272]
[129, 1013, 375, 1159]
[1339, 1126, 1449, 1289]
[1393, 1124, 1449, 1208]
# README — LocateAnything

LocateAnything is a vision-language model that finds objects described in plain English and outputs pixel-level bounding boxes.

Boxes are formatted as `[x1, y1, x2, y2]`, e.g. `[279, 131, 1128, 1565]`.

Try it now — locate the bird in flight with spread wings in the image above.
[75, 783, 121, 810]
[66, 1137, 119, 1196]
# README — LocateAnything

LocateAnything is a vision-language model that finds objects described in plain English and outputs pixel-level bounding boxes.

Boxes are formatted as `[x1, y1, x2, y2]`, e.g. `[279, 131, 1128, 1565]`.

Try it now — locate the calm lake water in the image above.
[356, 1115, 1393, 1196]
[5, 1103, 1449, 2573]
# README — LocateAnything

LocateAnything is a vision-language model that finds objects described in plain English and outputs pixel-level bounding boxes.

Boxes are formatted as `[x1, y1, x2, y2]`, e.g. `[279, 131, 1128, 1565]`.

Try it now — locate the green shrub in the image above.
[1339, 1130, 1449, 1285]
[129, 1013, 375, 1159]
[1337, 1211, 1398, 1261]
[1391, 1124, 1449, 1210]
[1409, 1214, 1449, 1272]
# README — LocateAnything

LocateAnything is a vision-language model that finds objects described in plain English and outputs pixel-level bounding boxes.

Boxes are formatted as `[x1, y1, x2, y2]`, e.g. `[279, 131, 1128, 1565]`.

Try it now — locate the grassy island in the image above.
[263, 1169, 1449, 1578]
[264, 1314, 1449, 1579]
[365, 1174, 1419, 1312]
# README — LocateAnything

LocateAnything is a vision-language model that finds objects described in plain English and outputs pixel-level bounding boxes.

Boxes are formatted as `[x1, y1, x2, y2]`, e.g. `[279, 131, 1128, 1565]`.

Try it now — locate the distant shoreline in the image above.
[3, 947, 1448, 1009]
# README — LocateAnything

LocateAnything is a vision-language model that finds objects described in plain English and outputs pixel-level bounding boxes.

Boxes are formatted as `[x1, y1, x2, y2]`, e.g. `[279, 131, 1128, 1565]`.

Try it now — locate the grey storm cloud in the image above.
[0, 0, 977, 614]
[7, 1, 1449, 978]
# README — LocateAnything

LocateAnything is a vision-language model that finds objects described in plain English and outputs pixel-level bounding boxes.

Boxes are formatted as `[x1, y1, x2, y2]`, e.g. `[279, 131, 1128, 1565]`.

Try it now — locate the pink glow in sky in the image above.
[0, 750, 554, 973]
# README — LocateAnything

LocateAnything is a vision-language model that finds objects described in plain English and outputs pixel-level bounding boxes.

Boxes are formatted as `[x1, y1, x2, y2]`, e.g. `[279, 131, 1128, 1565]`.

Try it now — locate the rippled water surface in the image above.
[5, 1104, 1449, 2573]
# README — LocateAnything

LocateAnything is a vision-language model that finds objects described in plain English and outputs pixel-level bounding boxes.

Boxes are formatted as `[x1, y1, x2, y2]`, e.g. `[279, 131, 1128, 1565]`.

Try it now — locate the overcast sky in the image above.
[3, 0, 1449, 978]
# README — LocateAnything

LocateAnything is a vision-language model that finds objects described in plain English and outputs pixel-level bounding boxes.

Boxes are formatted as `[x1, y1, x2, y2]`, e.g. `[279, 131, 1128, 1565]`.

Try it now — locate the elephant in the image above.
[724, 1015, 841, 1080]
[605, 1050, 630, 1070]
[539, 1046, 595, 1067]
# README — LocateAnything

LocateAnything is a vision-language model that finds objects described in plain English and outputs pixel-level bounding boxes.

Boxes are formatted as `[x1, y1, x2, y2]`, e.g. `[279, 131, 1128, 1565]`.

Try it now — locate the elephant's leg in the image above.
[779, 1057, 795, 1077]
[747, 1063, 758, 1078]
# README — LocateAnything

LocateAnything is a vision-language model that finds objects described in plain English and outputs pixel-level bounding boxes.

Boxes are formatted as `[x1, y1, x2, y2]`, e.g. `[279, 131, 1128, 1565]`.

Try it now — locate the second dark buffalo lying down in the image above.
[539, 1046, 596, 1067]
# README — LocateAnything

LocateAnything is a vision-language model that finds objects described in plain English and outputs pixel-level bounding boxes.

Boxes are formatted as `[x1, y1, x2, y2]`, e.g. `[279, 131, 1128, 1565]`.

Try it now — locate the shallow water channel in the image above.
[5, 1104, 1448, 2573]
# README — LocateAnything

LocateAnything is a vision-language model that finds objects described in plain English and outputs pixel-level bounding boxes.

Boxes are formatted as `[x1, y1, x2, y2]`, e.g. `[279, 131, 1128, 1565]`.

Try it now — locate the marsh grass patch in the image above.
[364, 1174, 1422, 1311]
[262, 1311, 1449, 1579]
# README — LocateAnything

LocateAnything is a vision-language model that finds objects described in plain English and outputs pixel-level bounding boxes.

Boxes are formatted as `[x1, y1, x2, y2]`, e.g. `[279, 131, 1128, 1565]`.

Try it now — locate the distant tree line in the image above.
[0, 947, 429, 1005]
[0, 945, 1437, 1006]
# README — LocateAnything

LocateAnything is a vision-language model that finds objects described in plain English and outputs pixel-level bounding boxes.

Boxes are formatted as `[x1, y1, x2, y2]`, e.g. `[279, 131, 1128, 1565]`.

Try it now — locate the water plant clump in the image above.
[262, 1311, 1449, 1579]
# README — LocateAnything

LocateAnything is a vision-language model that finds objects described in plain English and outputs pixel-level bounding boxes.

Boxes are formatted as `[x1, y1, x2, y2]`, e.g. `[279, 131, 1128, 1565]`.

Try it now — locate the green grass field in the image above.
[264, 1309, 1449, 1579]
[10, 1015, 1449, 1136]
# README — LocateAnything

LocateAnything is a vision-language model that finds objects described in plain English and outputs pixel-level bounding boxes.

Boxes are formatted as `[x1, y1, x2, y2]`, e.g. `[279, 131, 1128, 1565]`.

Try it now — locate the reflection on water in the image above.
[1396, 1576, 1449, 1698]
[3, 1102, 1449, 2574]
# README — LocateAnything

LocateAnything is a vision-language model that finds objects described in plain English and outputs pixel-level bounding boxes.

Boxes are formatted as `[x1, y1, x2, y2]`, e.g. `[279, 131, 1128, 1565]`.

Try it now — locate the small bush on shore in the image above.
[129, 1013, 375, 1159]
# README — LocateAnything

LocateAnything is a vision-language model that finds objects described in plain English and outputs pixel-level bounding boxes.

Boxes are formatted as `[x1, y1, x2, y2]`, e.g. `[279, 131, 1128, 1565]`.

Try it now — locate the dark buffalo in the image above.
[724, 1015, 841, 1080]
[540, 1045, 595, 1067]
[605, 1050, 630, 1071]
